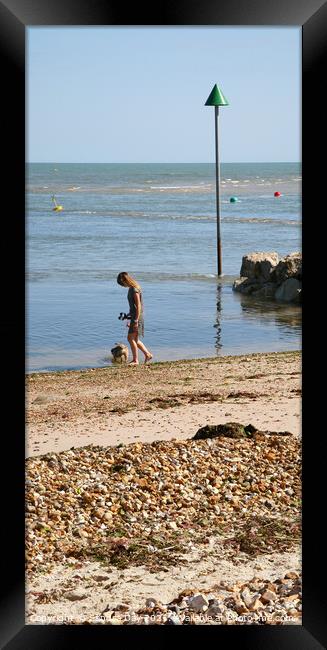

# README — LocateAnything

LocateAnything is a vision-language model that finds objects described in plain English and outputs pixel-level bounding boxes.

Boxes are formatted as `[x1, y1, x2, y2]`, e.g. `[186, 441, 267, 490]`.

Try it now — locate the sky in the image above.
[27, 27, 301, 163]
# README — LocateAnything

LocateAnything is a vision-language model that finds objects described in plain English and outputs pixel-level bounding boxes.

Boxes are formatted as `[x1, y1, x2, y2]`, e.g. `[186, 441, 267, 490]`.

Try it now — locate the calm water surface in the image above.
[26, 163, 301, 372]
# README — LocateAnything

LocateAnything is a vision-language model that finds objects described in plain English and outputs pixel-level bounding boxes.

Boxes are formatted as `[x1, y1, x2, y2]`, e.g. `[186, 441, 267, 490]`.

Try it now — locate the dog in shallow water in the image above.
[111, 342, 129, 364]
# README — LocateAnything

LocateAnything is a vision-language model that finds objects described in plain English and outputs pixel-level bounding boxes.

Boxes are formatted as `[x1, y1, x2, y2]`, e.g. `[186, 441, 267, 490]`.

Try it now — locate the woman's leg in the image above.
[137, 339, 153, 361]
[127, 332, 139, 364]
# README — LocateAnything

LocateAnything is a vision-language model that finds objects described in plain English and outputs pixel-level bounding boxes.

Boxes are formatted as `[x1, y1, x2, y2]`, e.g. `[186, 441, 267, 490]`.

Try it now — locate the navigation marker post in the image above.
[205, 84, 229, 276]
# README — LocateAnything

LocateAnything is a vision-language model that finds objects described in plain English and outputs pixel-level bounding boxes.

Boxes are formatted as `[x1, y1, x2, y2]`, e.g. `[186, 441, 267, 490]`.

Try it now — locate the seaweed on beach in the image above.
[68, 536, 187, 571]
[226, 516, 302, 556]
[193, 422, 258, 440]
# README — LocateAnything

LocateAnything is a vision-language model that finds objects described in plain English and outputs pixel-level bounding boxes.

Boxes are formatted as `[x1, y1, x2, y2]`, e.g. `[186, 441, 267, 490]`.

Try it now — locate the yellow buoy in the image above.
[51, 195, 63, 212]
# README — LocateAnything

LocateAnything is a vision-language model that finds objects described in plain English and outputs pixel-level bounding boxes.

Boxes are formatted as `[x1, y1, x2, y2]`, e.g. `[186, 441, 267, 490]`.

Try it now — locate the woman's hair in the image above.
[117, 272, 141, 289]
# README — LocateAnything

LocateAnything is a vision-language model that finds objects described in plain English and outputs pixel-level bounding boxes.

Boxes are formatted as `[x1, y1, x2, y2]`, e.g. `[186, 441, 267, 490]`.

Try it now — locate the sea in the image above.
[26, 162, 302, 372]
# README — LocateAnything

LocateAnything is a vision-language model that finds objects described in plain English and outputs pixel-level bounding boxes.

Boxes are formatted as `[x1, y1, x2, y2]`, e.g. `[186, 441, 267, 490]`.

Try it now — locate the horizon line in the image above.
[27, 160, 301, 165]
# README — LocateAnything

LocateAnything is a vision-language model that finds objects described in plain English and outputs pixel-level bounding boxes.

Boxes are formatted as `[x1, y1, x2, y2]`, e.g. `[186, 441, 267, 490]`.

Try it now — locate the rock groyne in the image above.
[233, 252, 302, 304]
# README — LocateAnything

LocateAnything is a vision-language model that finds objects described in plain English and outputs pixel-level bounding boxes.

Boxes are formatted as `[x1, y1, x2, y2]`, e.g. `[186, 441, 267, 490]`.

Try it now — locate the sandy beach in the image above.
[26, 350, 301, 457]
[26, 350, 302, 625]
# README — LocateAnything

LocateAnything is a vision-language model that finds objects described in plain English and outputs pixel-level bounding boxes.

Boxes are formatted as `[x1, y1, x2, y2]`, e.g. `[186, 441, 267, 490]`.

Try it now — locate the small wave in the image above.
[26, 269, 238, 284]
[222, 216, 301, 226]
[27, 208, 301, 225]
[169, 214, 213, 221]
[27, 271, 51, 282]
[150, 184, 212, 190]
[27, 184, 216, 195]
[146, 272, 220, 282]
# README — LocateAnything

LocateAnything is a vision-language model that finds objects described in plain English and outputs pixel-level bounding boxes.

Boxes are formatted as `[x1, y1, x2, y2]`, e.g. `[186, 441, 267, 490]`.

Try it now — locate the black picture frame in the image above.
[1, 0, 325, 647]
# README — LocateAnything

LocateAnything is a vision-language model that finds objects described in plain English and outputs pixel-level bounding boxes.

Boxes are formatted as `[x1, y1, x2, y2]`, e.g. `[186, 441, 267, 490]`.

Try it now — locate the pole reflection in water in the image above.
[214, 283, 223, 352]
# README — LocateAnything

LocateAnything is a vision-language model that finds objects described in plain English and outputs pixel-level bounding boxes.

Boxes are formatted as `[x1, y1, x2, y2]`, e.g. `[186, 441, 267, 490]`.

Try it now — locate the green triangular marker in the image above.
[205, 84, 229, 106]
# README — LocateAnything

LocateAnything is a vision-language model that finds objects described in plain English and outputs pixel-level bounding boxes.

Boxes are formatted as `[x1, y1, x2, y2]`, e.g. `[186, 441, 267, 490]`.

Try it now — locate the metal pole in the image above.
[214, 105, 222, 276]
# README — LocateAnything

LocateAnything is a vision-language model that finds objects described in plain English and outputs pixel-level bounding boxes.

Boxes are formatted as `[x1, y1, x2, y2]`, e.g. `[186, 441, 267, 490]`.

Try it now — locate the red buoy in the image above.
[274, 191, 281, 197]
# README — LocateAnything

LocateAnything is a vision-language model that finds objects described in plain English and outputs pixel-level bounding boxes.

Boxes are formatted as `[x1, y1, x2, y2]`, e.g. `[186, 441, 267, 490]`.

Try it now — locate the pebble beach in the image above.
[26, 350, 302, 625]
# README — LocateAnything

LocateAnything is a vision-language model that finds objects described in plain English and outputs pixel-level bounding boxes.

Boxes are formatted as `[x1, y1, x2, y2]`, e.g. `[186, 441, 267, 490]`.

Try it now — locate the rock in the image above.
[114, 603, 130, 612]
[188, 594, 209, 612]
[93, 574, 110, 582]
[240, 252, 279, 282]
[251, 283, 276, 299]
[165, 614, 182, 625]
[33, 396, 49, 404]
[94, 508, 105, 519]
[248, 597, 264, 611]
[234, 596, 248, 614]
[207, 604, 224, 616]
[66, 589, 87, 601]
[233, 251, 302, 304]
[275, 278, 301, 303]
[233, 277, 260, 295]
[261, 590, 278, 603]
[241, 588, 256, 609]
[284, 571, 299, 580]
[284, 594, 300, 602]
[145, 598, 157, 608]
[125, 611, 138, 625]
[271, 252, 302, 284]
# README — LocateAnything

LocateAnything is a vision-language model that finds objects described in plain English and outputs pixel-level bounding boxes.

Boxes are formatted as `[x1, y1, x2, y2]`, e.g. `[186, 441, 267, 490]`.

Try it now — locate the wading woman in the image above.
[117, 272, 153, 365]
